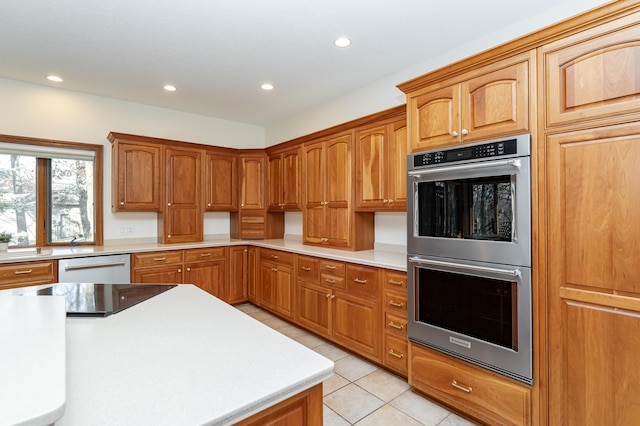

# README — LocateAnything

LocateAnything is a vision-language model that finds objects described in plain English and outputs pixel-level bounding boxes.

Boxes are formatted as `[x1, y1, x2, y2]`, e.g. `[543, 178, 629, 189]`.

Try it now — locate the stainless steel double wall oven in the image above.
[406, 134, 533, 384]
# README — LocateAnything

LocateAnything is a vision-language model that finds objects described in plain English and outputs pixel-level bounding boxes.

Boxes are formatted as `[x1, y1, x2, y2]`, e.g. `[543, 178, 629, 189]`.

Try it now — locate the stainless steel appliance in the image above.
[407, 134, 530, 267]
[406, 134, 533, 384]
[58, 254, 131, 283]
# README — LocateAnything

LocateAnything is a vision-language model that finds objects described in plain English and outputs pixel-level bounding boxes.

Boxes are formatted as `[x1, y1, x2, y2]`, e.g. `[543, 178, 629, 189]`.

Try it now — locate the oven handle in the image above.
[408, 158, 521, 179]
[408, 257, 521, 278]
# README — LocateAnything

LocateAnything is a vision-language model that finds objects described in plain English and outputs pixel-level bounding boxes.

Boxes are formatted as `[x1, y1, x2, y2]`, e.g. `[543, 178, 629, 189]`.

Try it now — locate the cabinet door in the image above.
[112, 141, 161, 212]
[326, 134, 352, 248]
[547, 123, 640, 424]
[411, 85, 460, 152]
[185, 260, 225, 299]
[297, 282, 331, 337]
[281, 149, 301, 210]
[274, 264, 293, 319]
[227, 246, 248, 304]
[386, 119, 408, 210]
[163, 147, 203, 243]
[544, 14, 640, 128]
[205, 152, 237, 211]
[247, 247, 258, 302]
[355, 125, 387, 210]
[332, 292, 380, 360]
[303, 141, 327, 245]
[267, 154, 283, 210]
[461, 57, 530, 142]
[259, 261, 276, 310]
[240, 155, 265, 210]
[133, 265, 183, 284]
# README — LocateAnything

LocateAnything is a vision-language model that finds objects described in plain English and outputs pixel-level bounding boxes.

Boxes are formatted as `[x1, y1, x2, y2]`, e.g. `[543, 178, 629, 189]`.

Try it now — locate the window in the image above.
[0, 135, 103, 247]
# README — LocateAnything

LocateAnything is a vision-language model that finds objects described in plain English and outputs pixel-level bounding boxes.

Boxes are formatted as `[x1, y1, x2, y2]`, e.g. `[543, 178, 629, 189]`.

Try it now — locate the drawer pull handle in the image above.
[389, 279, 404, 286]
[301, 266, 311, 271]
[270, 254, 278, 259]
[388, 349, 404, 359]
[14, 269, 33, 275]
[325, 293, 331, 298]
[200, 253, 212, 257]
[154, 257, 166, 261]
[451, 380, 472, 393]
[330, 294, 336, 299]
[388, 322, 404, 330]
[324, 278, 336, 284]
[389, 300, 404, 308]
[324, 265, 336, 270]
[272, 268, 277, 272]
[354, 278, 367, 284]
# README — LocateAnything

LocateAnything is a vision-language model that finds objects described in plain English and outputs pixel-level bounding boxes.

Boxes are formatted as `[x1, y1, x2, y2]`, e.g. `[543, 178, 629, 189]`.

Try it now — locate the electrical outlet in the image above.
[119, 226, 134, 235]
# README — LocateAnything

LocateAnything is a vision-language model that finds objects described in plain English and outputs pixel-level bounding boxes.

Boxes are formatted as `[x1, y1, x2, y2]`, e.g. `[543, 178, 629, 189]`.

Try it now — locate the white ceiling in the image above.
[0, 0, 607, 127]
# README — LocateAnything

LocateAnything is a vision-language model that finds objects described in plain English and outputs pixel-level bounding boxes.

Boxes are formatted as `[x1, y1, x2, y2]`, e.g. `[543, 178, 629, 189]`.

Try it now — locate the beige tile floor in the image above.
[235, 303, 477, 426]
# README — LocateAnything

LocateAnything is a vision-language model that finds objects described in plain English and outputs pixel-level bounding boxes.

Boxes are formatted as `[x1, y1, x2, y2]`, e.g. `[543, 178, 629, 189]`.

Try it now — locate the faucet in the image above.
[69, 236, 79, 246]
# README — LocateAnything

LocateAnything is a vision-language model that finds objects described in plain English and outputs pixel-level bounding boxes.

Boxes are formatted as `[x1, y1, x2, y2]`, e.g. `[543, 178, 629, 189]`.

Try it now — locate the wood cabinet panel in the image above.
[205, 151, 237, 211]
[387, 119, 408, 209]
[0, 260, 56, 289]
[132, 250, 183, 268]
[544, 12, 640, 128]
[247, 246, 258, 303]
[296, 281, 331, 337]
[240, 155, 265, 210]
[185, 259, 225, 299]
[161, 146, 203, 243]
[235, 383, 322, 426]
[268, 147, 301, 211]
[384, 334, 408, 376]
[133, 265, 183, 284]
[183, 247, 226, 263]
[274, 264, 293, 318]
[111, 140, 162, 212]
[409, 52, 531, 152]
[332, 292, 380, 360]
[227, 246, 248, 305]
[297, 255, 319, 283]
[345, 264, 378, 297]
[411, 343, 531, 426]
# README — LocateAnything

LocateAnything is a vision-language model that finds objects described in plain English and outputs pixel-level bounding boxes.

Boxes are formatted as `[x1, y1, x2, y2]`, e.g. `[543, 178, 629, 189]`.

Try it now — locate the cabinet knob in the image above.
[167, 202, 171, 207]
[451, 131, 459, 137]
[270, 254, 278, 259]
[207, 203, 211, 207]
[167, 234, 171, 238]
[120, 201, 125, 206]
[177, 268, 181, 273]
[330, 294, 335, 300]
[383, 199, 388, 204]
[326, 293, 331, 298]
[272, 268, 277, 272]
[461, 128, 469, 135]
[187, 267, 191, 272]
[388, 199, 394, 204]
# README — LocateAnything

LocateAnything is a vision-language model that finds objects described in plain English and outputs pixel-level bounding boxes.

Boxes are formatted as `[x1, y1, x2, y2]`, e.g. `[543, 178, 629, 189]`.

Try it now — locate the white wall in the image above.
[0, 78, 264, 242]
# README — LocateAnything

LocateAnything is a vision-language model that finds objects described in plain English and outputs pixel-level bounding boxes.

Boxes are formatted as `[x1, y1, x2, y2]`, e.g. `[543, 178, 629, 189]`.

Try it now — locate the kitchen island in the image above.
[3, 284, 333, 425]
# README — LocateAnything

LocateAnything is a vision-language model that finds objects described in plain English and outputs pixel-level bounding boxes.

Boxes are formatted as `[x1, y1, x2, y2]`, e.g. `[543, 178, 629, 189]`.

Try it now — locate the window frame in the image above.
[0, 134, 103, 247]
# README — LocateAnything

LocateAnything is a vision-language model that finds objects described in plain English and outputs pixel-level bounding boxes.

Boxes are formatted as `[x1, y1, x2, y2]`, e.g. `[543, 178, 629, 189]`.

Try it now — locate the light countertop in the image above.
[0, 237, 407, 271]
[5, 284, 334, 425]
[0, 296, 66, 426]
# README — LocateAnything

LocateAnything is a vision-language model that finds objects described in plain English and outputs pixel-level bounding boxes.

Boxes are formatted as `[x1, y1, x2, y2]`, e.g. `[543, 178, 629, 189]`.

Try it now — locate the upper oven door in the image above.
[407, 153, 531, 267]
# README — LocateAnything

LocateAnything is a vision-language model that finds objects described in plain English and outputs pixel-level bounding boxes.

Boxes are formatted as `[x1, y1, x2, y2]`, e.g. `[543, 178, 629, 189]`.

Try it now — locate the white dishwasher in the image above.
[58, 254, 131, 283]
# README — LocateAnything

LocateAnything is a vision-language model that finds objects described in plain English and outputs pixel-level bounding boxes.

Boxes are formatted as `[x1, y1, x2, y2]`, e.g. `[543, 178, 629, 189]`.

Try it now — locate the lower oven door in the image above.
[407, 255, 532, 384]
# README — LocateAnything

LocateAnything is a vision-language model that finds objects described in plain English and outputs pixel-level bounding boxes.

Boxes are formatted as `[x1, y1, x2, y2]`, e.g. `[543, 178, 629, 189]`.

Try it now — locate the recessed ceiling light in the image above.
[46, 75, 63, 82]
[163, 85, 177, 92]
[261, 83, 274, 91]
[334, 37, 351, 48]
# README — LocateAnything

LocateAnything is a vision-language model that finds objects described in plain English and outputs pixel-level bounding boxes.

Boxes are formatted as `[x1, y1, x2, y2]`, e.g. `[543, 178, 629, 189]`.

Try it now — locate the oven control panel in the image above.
[413, 138, 519, 167]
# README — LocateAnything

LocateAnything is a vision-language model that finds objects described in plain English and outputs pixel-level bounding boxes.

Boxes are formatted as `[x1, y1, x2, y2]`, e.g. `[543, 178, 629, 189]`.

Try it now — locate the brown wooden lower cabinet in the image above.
[0, 260, 57, 290]
[227, 245, 249, 304]
[235, 383, 322, 426]
[258, 248, 295, 319]
[410, 343, 531, 426]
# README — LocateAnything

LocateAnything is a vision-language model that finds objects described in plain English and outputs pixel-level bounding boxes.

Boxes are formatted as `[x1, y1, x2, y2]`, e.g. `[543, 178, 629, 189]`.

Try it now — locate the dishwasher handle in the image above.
[64, 261, 128, 271]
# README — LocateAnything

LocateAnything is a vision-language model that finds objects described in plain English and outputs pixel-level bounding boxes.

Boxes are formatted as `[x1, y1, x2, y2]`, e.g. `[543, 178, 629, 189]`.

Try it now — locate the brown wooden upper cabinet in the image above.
[109, 136, 162, 212]
[239, 153, 266, 210]
[159, 145, 204, 244]
[543, 12, 640, 129]
[355, 115, 407, 211]
[303, 132, 353, 248]
[267, 147, 301, 211]
[204, 150, 237, 211]
[408, 51, 532, 152]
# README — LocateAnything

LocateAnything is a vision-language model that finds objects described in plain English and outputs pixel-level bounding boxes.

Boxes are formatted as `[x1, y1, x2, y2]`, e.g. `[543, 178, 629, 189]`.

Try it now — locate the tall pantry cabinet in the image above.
[541, 9, 640, 425]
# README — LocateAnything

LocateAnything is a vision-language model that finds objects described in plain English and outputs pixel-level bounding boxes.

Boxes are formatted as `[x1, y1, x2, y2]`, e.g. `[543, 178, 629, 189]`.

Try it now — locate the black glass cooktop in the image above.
[28, 283, 177, 317]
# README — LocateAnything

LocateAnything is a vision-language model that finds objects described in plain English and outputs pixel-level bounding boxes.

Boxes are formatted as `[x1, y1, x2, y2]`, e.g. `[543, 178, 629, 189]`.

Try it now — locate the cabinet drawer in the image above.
[384, 291, 407, 314]
[260, 248, 294, 266]
[184, 247, 226, 263]
[0, 261, 56, 286]
[297, 255, 319, 283]
[384, 312, 407, 338]
[320, 260, 345, 276]
[346, 264, 378, 297]
[320, 273, 345, 290]
[383, 270, 407, 292]
[384, 334, 408, 376]
[411, 343, 531, 426]
[133, 250, 183, 268]
[241, 215, 265, 224]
